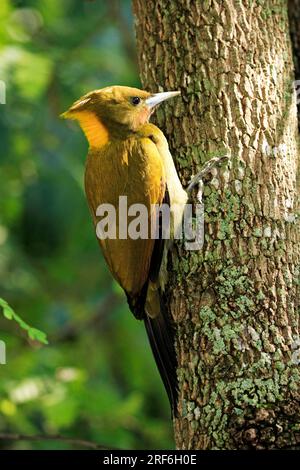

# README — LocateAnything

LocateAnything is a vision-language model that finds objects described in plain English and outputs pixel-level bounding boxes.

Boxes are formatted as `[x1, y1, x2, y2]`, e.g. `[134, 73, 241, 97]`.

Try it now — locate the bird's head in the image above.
[61, 85, 180, 147]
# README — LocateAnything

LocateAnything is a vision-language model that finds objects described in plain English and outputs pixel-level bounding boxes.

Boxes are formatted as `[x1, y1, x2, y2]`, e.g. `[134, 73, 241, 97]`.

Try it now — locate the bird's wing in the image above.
[84, 137, 166, 298]
[85, 135, 178, 413]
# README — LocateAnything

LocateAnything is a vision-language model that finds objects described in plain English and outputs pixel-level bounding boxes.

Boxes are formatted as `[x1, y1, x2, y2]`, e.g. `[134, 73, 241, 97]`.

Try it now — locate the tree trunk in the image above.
[133, 0, 300, 450]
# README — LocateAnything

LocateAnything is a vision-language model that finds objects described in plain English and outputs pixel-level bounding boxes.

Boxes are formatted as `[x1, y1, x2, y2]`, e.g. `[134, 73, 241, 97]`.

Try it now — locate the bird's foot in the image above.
[186, 155, 230, 202]
[187, 155, 229, 194]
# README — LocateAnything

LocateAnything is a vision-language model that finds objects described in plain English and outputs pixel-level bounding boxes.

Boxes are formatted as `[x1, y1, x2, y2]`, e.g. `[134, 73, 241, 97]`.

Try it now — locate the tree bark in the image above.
[133, 0, 300, 450]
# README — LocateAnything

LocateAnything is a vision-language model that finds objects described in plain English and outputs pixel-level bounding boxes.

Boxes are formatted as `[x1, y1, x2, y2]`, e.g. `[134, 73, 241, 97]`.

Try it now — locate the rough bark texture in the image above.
[133, 0, 300, 450]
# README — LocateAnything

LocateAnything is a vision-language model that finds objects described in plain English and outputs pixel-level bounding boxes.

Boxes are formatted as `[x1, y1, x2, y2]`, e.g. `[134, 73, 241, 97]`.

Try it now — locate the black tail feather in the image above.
[143, 294, 178, 415]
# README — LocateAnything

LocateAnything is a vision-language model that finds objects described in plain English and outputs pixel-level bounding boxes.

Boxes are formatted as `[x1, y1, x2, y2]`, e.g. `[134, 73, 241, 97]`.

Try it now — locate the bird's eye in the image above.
[131, 96, 141, 106]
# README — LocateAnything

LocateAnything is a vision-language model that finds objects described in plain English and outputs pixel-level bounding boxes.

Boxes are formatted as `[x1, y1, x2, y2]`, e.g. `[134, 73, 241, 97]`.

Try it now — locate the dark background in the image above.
[0, 0, 173, 449]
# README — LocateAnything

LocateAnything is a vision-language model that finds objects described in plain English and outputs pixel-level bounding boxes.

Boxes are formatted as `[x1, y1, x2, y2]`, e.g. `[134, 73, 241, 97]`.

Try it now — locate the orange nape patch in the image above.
[66, 110, 109, 148]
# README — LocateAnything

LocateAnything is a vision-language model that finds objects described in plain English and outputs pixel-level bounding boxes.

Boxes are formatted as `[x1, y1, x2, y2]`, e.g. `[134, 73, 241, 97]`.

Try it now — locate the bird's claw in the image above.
[186, 155, 230, 194]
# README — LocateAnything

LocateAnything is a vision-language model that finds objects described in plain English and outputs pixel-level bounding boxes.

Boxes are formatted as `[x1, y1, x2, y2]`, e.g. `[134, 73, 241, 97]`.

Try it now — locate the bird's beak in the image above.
[145, 91, 181, 109]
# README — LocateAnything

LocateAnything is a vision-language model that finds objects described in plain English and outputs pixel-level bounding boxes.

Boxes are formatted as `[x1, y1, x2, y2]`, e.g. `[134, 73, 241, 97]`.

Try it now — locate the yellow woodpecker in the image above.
[62, 86, 188, 413]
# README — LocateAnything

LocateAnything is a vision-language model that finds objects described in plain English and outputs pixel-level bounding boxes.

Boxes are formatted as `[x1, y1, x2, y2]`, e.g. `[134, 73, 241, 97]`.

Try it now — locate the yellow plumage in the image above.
[85, 132, 165, 295]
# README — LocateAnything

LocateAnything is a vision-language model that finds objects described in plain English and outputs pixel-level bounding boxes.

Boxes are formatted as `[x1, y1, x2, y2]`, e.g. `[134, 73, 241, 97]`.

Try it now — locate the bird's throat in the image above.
[73, 111, 109, 148]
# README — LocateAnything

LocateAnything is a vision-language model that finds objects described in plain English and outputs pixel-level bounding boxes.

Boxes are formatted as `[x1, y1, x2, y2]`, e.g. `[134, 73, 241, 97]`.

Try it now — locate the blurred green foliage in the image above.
[0, 0, 173, 449]
[0, 297, 48, 343]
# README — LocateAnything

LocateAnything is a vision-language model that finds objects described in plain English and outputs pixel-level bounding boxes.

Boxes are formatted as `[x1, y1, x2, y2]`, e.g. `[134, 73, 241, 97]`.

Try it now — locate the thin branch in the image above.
[0, 432, 121, 450]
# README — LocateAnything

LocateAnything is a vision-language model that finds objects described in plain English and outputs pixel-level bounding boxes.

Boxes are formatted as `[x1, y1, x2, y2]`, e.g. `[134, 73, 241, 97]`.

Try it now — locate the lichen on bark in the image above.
[133, 0, 300, 449]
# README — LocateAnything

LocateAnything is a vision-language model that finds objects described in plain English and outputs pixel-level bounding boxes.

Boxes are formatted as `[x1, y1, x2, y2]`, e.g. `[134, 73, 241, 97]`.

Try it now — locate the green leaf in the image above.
[3, 306, 13, 320]
[28, 327, 48, 344]
[0, 297, 48, 345]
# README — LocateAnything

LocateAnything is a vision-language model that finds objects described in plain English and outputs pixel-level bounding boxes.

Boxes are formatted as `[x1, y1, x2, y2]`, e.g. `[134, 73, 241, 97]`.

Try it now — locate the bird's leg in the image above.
[180, 156, 229, 251]
[186, 155, 229, 202]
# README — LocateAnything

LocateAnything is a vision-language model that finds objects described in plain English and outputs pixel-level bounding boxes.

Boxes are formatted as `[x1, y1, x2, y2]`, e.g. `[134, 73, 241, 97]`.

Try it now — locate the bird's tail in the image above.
[144, 285, 178, 415]
[127, 283, 178, 414]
